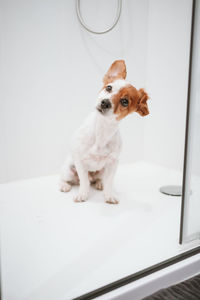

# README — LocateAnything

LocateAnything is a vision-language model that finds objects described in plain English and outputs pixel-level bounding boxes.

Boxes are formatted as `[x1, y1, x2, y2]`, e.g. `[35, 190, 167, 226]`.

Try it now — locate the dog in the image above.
[60, 60, 149, 204]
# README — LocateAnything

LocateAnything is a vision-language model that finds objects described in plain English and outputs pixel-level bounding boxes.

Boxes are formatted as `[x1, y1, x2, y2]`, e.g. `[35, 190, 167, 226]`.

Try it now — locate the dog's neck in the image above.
[94, 111, 119, 148]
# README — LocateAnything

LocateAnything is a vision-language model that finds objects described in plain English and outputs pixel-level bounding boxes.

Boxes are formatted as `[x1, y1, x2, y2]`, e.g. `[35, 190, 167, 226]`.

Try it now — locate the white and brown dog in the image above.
[60, 60, 149, 204]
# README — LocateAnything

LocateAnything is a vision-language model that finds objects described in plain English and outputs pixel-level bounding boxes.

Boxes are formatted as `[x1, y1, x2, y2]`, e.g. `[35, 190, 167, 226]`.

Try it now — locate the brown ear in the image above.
[136, 88, 149, 117]
[103, 60, 127, 85]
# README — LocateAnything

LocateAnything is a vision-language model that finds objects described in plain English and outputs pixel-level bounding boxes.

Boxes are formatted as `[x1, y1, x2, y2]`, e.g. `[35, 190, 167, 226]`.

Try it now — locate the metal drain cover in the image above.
[159, 185, 182, 196]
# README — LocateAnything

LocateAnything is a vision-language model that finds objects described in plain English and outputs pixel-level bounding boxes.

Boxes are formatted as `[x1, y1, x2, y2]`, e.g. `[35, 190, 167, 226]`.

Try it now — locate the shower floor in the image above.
[0, 162, 186, 300]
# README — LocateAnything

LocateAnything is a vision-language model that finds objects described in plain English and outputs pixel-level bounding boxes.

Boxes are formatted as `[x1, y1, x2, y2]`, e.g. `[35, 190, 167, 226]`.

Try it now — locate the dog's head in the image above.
[96, 60, 149, 120]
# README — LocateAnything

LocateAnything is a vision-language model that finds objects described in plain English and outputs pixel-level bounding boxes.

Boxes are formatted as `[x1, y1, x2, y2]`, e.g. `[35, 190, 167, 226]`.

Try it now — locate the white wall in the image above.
[144, 0, 193, 171]
[0, 0, 193, 183]
[0, 0, 148, 183]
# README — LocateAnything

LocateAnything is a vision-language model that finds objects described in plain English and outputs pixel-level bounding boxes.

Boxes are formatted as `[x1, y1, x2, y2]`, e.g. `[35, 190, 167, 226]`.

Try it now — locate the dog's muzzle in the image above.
[97, 99, 112, 113]
[101, 99, 111, 109]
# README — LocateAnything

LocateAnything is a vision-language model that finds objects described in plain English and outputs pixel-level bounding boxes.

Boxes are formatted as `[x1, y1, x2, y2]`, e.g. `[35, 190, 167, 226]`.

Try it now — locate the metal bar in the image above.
[179, 0, 196, 244]
[74, 246, 200, 300]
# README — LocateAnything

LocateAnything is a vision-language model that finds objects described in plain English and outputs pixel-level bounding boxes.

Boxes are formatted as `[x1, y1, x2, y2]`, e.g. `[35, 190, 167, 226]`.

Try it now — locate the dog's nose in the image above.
[101, 99, 111, 109]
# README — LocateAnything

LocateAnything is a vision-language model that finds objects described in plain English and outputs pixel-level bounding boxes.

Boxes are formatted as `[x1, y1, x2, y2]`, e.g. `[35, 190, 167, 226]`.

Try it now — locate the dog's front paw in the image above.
[74, 192, 88, 203]
[60, 181, 72, 192]
[105, 197, 119, 205]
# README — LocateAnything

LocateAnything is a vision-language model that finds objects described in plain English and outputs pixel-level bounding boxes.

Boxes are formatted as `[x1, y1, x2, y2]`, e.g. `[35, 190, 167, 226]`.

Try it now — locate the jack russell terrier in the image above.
[60, 60, 149, 204]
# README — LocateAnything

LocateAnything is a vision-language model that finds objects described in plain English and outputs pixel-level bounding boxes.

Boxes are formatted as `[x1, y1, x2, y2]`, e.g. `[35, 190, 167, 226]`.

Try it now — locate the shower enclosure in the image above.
[0, 0, 200, 299]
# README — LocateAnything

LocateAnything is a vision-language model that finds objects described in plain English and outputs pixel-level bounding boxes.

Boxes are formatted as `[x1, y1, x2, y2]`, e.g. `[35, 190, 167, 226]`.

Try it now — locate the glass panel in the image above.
[181, 0, 200, 243]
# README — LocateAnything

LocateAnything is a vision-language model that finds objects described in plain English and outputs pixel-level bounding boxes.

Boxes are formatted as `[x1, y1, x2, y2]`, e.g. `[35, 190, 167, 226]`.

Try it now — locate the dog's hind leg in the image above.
[59, 157, 79, 192]
[93, 179, 103, 190]
[89, 169, 104, 190]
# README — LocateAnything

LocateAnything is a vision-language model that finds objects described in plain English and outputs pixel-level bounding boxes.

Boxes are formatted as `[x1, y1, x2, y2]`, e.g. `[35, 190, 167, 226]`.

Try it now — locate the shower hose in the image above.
[76, 0, 122, 34]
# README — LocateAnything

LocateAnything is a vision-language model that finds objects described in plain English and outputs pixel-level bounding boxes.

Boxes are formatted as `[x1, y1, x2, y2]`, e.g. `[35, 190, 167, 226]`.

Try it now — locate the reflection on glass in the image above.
[181, 0, 200, 243]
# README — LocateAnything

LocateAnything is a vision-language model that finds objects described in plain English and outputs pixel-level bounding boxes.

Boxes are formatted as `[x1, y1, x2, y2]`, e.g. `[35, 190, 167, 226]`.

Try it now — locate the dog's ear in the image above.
[103, 60, 127, 85]
[136, 88, 149, 117]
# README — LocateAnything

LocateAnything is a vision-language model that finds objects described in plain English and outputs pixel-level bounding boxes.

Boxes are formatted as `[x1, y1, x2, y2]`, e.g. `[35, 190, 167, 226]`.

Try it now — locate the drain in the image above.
[159, 185, 182, 196]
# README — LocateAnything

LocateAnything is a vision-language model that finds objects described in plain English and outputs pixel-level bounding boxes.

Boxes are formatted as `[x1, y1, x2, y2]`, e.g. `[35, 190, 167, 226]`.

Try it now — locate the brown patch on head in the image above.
[103, 60, 127, 85]
[112, 85, 149, 120]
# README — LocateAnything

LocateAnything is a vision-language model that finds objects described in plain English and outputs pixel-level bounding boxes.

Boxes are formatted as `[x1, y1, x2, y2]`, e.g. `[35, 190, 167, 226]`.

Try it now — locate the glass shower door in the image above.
[180, 0, 200, 244]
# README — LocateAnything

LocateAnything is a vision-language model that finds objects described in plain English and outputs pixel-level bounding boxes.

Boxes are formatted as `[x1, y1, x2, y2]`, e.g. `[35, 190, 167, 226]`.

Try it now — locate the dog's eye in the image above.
[106, 85, 112, 92]
[120, 98, 129, 107]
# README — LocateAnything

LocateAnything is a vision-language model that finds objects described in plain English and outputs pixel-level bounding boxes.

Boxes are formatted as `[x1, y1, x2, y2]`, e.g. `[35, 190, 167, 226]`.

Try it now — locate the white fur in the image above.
[60, 79, 129, 204]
